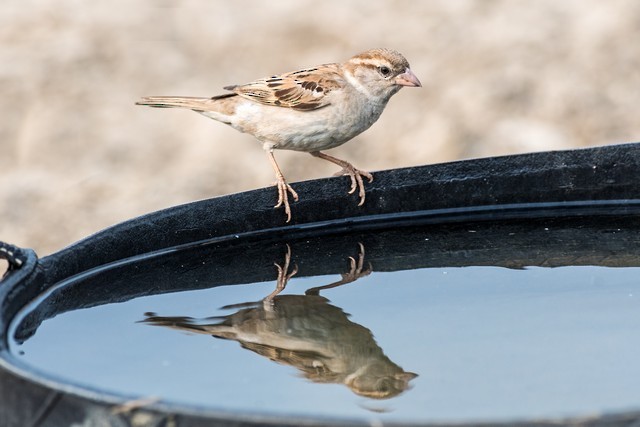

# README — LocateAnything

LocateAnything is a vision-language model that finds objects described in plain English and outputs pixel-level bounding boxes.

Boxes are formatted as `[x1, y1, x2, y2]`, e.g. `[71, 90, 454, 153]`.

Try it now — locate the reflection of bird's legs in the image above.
[264, 244, 298, 302]
[310, 151, 373, 206]
[306, 243, 372, 295]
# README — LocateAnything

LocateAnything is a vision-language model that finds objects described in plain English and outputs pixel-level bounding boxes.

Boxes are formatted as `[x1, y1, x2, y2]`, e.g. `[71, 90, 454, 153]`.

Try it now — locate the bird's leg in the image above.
[306, 243, 371, 295]
[264, 244, 298, 303]
[310, 151, 373, 206]
[265, 146, 298, 222]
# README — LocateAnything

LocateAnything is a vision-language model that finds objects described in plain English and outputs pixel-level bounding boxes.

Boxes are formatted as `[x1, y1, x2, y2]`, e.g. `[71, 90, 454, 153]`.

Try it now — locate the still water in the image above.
[8, 222, 640, 424]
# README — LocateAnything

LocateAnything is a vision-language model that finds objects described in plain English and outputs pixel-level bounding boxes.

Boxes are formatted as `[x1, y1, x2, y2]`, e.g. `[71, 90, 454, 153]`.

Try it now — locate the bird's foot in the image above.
[342, 242, 372, 283]
[273, 175, 299, 222]
[264, 244, 298, 303]
[333, 164, 373, 206]
[305, 243, 371, 295]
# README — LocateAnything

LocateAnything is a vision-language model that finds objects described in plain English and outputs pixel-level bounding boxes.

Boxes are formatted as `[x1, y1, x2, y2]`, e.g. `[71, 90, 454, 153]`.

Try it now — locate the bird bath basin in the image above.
[2, 143, 640, 426]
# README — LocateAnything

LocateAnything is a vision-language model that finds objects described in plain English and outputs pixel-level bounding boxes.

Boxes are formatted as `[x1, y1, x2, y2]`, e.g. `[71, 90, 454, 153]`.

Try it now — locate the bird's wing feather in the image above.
[226, 63, 345, 111]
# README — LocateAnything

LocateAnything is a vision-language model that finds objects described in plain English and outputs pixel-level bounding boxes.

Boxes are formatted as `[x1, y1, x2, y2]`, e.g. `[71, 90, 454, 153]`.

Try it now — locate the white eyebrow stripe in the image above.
[349, 58, 383, 67]
[344, 69, 374, 99]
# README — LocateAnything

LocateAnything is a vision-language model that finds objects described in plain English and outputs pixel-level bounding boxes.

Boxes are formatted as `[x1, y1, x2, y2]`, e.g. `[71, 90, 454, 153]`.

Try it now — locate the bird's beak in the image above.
[395, 68, 422, 87]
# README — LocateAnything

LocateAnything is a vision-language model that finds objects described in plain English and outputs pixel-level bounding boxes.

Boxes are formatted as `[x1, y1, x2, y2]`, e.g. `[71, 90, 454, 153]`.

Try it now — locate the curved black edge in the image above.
[6, 142, 639, 336]
[0, 245, 40, 351]
[3, 360, 640, 427]
[39, 142, 640, 283]
[0, 366, 372, 427]
[12, 213, 640, 345]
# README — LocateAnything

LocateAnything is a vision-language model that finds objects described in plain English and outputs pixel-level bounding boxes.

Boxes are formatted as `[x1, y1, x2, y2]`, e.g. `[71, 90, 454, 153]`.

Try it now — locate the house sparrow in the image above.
[137, 48, 421, 221]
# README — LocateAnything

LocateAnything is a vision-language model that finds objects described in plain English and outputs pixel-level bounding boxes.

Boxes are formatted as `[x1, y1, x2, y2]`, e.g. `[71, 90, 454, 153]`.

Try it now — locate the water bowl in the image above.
[2, 143, 640, 426]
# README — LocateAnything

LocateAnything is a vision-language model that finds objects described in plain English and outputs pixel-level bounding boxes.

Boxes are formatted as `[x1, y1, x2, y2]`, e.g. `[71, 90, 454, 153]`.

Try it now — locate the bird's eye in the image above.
[378, 66, 391, 77]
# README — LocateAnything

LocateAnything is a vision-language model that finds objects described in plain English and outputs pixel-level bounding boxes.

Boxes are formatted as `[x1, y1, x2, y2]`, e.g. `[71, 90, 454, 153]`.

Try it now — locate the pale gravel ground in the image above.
[1, 0, 639, 267]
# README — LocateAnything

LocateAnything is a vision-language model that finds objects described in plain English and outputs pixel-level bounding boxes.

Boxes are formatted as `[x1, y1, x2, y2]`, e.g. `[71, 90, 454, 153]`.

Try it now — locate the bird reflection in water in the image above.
[142, 244, 417, 400]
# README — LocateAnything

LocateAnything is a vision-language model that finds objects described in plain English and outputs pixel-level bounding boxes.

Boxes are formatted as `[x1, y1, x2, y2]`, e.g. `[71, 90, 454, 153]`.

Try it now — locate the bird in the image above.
[136, 48, 421, 222]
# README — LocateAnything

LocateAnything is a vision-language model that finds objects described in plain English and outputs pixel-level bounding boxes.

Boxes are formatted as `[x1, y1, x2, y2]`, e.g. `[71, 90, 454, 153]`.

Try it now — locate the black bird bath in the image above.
[2, 143, 640, 426]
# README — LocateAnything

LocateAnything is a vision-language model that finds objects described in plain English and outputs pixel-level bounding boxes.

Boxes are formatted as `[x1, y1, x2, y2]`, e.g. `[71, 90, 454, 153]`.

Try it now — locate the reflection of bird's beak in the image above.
[395, 68, 422, 87]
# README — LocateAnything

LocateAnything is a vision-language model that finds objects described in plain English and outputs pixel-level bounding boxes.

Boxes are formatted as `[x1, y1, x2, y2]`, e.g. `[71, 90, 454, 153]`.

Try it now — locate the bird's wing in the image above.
[225, 63, 345, 111]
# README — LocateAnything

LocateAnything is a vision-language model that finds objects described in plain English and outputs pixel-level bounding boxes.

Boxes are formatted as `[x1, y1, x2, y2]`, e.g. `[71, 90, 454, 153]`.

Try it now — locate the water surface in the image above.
[9, 220, 640, 423]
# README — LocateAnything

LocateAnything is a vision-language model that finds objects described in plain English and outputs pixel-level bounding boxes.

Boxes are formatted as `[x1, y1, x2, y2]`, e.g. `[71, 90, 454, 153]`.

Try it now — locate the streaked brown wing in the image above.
[225, 63, 345, 111]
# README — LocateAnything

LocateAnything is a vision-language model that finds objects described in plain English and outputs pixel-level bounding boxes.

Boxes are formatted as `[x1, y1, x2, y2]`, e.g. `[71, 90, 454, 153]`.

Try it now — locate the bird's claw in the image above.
[305, 242, 371, 295]
[264, 244, 298, 302]
[273, 176, 299, 222]
[343, 242, 372, 282]
[334, 166, 373, 206]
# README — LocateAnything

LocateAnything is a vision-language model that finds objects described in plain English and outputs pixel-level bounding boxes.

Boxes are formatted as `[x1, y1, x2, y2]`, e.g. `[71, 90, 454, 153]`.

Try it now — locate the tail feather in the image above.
[135, 94, 236, 110]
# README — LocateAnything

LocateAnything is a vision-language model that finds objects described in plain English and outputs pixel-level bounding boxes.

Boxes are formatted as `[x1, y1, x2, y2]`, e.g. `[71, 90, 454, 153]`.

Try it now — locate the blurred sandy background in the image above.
[1, 0, 639, 269]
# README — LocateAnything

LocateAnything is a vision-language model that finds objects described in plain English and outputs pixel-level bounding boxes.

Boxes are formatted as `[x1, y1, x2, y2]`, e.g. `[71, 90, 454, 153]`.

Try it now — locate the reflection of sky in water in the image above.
[10, 266, 640, 423]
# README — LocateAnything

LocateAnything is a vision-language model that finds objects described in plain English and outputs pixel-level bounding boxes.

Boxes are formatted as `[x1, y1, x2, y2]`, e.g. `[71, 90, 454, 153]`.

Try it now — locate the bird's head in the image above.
[343, 48, 421, 100]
